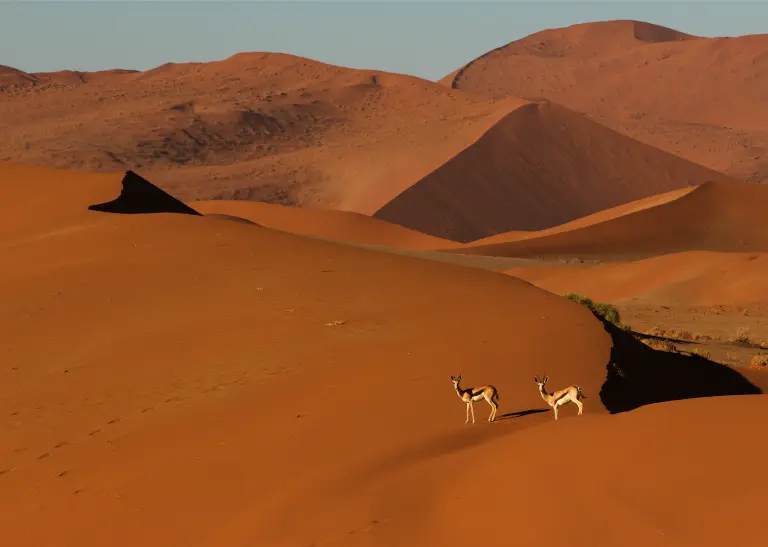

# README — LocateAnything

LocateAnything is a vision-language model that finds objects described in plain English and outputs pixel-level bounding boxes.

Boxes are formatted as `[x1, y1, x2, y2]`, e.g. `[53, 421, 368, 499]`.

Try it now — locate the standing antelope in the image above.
[450, 375, 499, 423]
[533, 374, 585, 420]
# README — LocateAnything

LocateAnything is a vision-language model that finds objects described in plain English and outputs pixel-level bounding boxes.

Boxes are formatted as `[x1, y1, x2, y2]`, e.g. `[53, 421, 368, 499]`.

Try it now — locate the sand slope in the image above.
[375, 101, 726, 241]
[2, 162, 764, 546]
[455, 179, 768, 260]
[262, 395, 768, 547]
[443, 19, 768, 184]
[0, 162, 610, 545]
[190, 199, 454, 250]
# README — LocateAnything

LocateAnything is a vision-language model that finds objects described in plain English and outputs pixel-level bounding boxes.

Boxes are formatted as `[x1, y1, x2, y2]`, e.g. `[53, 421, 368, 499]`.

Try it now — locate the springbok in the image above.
[534, 374, 584, 420]
[450, 375, 499, 423]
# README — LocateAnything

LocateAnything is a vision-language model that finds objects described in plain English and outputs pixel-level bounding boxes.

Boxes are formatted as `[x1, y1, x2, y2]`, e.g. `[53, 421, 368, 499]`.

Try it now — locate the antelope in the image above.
[533, 374, 584, 420]
[450, 375, 499, 423]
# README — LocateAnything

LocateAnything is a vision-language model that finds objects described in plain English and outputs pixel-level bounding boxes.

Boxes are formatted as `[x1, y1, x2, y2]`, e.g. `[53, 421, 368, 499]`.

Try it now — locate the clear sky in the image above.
[2, 1, 766, 81]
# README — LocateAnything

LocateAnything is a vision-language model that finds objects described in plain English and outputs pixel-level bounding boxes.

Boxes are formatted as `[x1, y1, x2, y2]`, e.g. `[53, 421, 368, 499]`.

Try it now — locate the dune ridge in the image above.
[454, 179, 768, 260]
[190, 199, 454, 249]
[463, 185, 696, 247]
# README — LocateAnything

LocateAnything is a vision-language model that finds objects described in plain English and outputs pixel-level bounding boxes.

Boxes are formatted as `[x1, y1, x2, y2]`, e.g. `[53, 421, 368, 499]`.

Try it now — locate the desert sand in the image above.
[2, 159, 767, 546]
[4, 17, 768, 547]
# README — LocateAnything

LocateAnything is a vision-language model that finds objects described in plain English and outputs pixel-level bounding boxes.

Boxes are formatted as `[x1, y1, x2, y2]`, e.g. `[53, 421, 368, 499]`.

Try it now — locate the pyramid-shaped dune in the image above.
[374, 100, 729, 242]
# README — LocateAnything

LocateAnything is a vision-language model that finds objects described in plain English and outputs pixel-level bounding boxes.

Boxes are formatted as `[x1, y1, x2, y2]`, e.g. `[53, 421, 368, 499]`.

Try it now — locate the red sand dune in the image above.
[507, 251, 768, 307]
[443, 19, 768, 185]
[0, 51, 729, 242]
[454, 179, 768, 260]
[191, 199, 454, 250]
[2, 161, 765, 546]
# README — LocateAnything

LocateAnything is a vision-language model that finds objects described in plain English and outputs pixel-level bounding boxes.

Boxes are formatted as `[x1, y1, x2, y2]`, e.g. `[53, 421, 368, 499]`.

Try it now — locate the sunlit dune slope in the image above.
[453, 180, 768, 260]
[190, 199, 454, 250]
[507, 251, 768, 307]
[462, 185, 696, 247]
[0, 161, 614, 546]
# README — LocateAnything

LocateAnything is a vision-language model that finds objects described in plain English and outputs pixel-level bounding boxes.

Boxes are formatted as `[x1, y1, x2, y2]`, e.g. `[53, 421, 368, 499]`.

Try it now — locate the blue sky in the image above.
[1, 2, 766, 81]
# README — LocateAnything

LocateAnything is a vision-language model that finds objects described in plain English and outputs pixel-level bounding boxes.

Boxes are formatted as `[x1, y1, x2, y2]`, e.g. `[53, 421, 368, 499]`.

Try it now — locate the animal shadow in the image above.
[496, 408, 549, 421]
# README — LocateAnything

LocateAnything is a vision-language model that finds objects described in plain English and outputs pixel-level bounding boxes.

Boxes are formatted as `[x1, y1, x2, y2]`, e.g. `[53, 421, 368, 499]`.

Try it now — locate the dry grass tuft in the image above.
[642, 338, 678, 353]
[749, 354, 768, 370]
[645, 326, 712, 341]
[691, 348, 712, 359]
[730, 326, 753, 345]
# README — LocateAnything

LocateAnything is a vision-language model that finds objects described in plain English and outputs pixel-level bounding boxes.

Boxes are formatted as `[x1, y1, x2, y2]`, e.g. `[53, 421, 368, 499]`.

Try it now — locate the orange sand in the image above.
[3, 161, 765, 546]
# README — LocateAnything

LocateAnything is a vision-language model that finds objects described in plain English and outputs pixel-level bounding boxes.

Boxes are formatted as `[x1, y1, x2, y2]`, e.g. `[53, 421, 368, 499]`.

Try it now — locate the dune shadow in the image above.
[496, 408, 549, 421]
[88, 170, 202, 216]
[598, 320, 763, 414]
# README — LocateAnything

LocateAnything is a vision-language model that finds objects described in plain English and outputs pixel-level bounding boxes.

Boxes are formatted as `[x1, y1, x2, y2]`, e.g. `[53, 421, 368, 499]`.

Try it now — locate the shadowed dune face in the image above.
[2, 163, 765, 546]
[443, 19, 768, 184]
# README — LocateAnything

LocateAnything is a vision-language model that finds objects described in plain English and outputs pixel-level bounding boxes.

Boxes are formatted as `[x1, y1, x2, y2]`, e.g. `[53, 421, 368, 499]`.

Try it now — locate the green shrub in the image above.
[566, 293, 622, 328]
